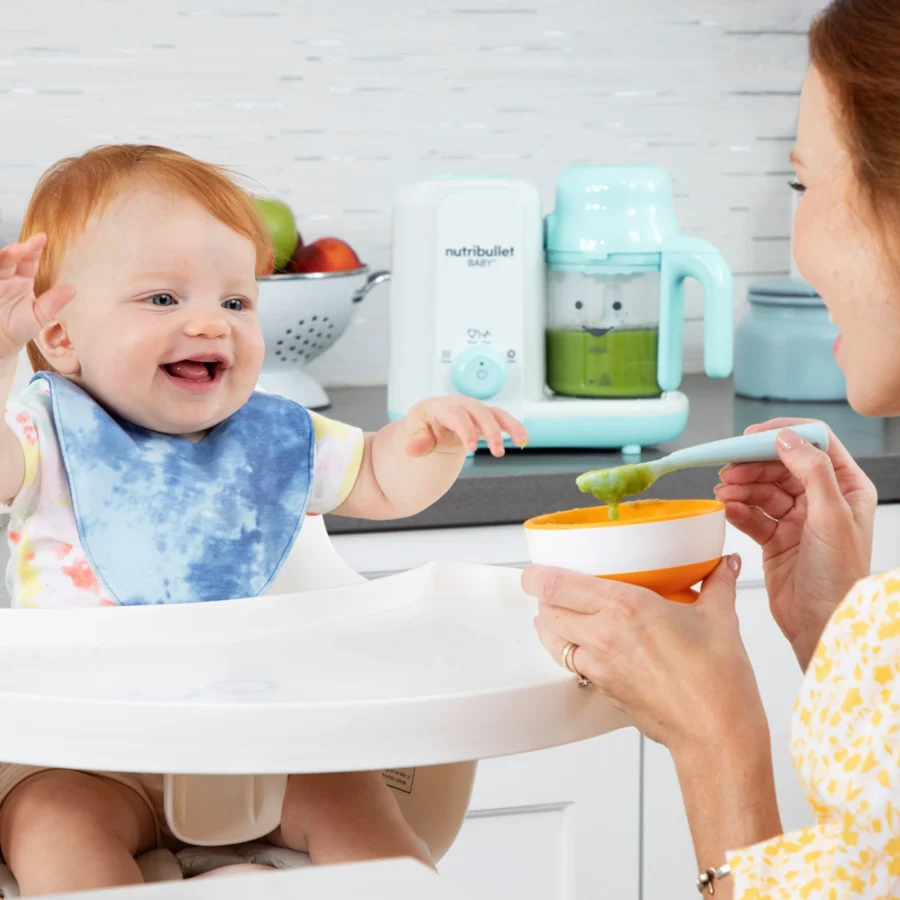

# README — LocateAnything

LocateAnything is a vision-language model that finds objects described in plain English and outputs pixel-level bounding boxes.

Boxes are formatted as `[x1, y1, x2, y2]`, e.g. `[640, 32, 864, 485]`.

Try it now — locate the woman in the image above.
[523, 1, 900, 896]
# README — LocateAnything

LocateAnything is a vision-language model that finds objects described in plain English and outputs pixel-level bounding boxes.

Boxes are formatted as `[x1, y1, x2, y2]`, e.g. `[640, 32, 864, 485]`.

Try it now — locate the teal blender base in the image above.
[388, 399, 690, 455]
[514, 407, 689, 452]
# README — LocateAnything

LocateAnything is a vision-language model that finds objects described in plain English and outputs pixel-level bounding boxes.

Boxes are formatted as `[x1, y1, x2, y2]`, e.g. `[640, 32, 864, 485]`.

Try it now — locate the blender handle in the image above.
[658, 239, 734, 392]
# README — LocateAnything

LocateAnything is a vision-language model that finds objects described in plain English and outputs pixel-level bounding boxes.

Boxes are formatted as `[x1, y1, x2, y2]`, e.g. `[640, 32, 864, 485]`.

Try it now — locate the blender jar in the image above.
[546, 267, 662, 398]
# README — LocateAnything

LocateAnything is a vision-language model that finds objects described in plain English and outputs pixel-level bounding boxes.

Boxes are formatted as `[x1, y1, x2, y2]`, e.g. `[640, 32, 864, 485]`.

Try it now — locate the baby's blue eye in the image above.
[149, 293, 176, 307]
[223, 298, 245, 312]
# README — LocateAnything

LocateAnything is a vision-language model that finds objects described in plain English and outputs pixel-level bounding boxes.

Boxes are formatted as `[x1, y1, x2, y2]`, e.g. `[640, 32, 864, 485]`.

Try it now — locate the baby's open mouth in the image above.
[162, 359, 224, 384]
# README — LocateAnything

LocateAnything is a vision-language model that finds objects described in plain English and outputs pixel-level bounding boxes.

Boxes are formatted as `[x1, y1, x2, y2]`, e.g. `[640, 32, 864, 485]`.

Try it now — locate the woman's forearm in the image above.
[671, 725, 783, 898]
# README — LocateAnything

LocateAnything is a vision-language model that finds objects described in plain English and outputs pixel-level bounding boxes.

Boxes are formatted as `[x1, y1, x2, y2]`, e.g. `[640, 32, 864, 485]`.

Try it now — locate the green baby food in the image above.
[546, 327, 661, 398]
[576, 463, 657, 521]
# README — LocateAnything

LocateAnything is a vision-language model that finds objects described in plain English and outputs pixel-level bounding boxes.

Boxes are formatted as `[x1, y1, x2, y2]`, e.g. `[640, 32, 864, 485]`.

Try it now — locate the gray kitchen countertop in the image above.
[323, 375, 900, 534]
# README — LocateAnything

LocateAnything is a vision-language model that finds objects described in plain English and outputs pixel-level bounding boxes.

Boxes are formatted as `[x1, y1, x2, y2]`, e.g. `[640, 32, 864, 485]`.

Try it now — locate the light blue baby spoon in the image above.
[577, 423, 830, 517]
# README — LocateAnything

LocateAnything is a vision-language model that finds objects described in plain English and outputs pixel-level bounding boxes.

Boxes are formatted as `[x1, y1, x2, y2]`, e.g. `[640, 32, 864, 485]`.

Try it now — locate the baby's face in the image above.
[45, 185, 265, 436]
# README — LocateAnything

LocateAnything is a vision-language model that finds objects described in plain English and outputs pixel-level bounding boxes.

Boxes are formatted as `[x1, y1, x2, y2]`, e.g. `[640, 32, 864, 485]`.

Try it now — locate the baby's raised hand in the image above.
[405, 397, 529, 458]
[0, 235, 75, 362]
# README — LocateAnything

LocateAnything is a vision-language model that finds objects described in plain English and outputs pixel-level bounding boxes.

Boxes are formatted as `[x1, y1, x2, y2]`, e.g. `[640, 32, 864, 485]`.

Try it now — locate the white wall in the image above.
[0, 0, 825, 387]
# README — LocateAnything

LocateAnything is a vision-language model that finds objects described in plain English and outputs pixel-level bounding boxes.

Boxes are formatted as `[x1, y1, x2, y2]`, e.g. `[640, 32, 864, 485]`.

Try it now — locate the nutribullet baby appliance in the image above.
[387, 166, 734, 452]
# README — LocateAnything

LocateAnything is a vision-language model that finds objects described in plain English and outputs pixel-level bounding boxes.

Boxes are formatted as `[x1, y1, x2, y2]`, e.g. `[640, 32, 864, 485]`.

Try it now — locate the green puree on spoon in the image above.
[575, 422, 832, 521]
[576, 464, 656, 521]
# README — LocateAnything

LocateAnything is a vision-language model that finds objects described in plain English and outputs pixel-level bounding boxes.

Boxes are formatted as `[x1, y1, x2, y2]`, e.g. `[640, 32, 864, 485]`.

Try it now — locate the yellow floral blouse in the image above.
[729, 571, 900, 898]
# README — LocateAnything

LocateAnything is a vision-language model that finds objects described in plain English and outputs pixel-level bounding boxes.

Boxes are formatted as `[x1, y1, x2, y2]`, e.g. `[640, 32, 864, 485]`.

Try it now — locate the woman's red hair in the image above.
[810, 0, 900, 248]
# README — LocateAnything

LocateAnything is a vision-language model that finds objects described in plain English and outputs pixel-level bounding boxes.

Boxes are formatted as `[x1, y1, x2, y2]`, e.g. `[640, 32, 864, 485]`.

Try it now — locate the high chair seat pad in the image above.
[36, 372, 315, 606]
[176, 843, 312, 877]
[0, 562, 628, 774]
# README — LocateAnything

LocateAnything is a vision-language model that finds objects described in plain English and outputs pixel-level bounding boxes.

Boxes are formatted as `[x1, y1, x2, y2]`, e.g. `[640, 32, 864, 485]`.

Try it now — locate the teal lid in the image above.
[748, 278, 824, 307]
[545, 165, 686, 268]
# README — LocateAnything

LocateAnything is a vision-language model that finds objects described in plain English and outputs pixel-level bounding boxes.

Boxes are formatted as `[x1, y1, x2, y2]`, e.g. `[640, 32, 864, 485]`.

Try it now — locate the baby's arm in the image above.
[0, 236, 74, 505]
[331, 397, 527, 520]
[0, 358, 24, 505]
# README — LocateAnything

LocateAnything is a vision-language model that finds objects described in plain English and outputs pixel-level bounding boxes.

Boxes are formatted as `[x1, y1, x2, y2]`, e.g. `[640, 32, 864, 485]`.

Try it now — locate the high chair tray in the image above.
[0, 563, 627, 774]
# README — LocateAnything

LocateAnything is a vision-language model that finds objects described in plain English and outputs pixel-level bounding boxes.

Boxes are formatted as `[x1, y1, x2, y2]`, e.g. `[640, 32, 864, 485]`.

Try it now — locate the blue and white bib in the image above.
[36, 373, 315, 606]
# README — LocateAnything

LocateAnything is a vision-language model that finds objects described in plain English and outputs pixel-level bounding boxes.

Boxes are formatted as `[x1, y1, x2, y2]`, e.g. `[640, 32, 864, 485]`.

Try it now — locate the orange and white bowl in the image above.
[524, 500, 725, 603]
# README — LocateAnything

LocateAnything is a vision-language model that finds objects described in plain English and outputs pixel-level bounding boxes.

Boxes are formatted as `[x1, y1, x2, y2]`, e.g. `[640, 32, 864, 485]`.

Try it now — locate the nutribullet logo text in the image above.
[444, 245, 515, 258]
[444, 245, 515, 267]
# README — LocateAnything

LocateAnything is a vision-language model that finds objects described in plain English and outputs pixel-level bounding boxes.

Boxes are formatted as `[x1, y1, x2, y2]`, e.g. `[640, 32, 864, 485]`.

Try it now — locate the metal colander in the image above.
[257, 267, 390, 408]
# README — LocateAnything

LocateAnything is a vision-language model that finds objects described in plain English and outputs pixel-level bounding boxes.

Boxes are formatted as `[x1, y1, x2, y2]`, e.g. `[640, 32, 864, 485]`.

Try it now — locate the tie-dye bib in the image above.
[33, 373, 314, 606]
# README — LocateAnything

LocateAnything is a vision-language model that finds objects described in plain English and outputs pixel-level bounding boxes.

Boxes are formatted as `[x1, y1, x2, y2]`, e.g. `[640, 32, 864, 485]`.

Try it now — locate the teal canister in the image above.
[733, 279, 846, 401]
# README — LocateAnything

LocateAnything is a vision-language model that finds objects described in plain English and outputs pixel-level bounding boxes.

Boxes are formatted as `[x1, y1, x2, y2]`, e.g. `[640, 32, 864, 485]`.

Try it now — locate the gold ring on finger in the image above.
[561, 641, 593, 689]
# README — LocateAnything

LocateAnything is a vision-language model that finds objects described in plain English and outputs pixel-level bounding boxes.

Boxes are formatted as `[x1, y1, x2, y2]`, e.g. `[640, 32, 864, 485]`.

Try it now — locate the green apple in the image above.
[254, 197, 298, 270]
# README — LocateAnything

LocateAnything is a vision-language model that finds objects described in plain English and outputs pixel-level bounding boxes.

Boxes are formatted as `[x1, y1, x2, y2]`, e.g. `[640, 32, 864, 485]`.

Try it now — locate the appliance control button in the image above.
[450, 347, 507, 400]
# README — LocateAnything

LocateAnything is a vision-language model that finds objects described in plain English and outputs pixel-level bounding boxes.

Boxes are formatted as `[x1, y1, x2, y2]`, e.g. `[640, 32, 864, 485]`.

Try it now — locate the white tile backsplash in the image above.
[0, 0, 825, 386]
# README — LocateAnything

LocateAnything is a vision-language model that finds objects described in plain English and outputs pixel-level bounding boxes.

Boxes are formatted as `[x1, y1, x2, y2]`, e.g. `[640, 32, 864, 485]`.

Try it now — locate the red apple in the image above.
[289, 237, 362, 274]
[271, 233, 305, 275]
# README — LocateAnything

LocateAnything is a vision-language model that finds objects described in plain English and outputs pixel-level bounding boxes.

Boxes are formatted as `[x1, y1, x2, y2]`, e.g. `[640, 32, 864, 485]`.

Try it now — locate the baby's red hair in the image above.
[19, 144, 272, 372]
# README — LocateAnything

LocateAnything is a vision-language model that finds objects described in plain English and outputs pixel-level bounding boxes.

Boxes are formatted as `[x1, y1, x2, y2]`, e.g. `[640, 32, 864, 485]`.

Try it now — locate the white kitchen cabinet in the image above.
[439, 731, 640, 900]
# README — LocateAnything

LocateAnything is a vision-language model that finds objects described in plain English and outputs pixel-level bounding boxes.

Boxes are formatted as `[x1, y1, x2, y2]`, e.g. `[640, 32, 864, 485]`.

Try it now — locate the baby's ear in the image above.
[35, 321, 80, 376]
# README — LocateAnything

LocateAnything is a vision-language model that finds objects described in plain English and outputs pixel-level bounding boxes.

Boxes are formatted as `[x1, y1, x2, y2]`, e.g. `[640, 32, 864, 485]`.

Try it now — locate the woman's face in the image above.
[792, 65, 900, 417]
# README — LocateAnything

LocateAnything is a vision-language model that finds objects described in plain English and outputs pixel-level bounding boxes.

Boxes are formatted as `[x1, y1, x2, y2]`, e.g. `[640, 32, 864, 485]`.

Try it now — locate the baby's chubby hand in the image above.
[403, 397, 528, 458]
[0, 235, 75, 363]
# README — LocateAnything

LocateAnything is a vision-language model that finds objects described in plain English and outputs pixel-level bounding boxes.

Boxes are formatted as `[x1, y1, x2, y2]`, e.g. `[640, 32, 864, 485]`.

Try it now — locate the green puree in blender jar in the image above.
[576, 464, 656, 521]
[546, 327, 661, 398]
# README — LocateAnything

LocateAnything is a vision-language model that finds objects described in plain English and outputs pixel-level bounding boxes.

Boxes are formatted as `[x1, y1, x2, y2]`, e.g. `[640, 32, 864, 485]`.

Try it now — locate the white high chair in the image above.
[164, 515, 478, 867]
[0, 515, 629, 895]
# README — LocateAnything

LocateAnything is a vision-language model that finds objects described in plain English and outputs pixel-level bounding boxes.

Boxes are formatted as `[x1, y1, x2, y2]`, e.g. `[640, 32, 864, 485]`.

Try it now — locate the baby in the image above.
[0, 144, 528, 896]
